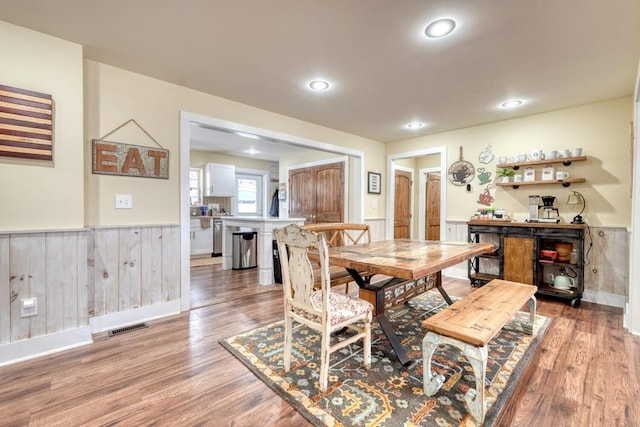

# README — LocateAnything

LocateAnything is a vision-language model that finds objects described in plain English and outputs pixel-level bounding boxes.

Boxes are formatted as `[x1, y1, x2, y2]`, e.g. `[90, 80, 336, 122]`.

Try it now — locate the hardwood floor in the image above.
[1, 267, 638, 426]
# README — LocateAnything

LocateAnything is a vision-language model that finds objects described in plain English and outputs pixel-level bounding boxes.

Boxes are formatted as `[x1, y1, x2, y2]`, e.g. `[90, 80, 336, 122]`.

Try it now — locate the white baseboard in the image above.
[89, 300, 181, 333]
[582, 290, 626, 308]
[0, 327, 93, 367]
[0, 300, 182, 367]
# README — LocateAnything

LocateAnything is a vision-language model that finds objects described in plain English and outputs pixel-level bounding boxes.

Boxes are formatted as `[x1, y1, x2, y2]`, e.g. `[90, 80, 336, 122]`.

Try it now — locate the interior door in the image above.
[425, 172, 441, 240]
[394, 169, 412, 238]
[289, 161, 344, 224]
[314, 163, 344, 223]
[288, 168, 314, 222]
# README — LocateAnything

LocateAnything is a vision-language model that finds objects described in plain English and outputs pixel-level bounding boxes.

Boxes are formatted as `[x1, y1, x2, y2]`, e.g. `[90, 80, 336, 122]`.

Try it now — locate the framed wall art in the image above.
[368, 171, 381, 194]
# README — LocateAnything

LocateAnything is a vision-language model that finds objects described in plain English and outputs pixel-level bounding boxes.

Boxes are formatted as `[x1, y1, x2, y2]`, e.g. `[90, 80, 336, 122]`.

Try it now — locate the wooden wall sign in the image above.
[0, 84, 53, 161]
[92, 139, 169, 179]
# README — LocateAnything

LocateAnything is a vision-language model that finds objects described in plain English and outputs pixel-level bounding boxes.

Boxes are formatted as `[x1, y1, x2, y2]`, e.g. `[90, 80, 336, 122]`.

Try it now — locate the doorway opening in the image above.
[179, 111, 365, 311]
[386, 147, 447, 240]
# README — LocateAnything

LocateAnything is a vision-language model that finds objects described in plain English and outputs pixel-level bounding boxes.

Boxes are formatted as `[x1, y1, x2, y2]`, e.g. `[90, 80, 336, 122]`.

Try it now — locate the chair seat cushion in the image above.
[293, 291, 372, 325]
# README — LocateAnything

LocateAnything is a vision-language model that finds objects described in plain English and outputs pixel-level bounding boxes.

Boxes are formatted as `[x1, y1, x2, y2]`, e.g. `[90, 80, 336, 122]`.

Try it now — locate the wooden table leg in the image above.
[434, 271, 453, 305]
[378, 313, 412, 367]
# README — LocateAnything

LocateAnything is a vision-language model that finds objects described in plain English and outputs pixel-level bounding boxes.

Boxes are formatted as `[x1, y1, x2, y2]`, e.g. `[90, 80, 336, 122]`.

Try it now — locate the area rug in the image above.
[220, 292, 550, 426]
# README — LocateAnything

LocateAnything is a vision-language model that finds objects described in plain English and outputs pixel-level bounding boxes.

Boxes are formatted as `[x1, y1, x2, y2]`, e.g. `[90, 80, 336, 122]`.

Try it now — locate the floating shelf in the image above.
[496, 178, 586, 189]
[497, 156, 586, 170]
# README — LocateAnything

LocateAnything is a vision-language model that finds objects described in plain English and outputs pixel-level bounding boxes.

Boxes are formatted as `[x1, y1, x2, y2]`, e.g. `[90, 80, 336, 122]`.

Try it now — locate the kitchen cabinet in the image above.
[190, 218, 213, 256]
[205, 163, 236, 197]
[467, 220, 585, 307]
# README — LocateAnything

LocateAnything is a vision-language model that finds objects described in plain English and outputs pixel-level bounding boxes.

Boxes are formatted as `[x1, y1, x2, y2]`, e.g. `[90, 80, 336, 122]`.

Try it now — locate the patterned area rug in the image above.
[220, 291, 550, 426]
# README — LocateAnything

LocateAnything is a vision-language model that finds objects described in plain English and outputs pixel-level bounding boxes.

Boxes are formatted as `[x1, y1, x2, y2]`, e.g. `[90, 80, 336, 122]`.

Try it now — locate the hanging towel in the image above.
[200, 217, 211, 228]
[269, 189, 279, 217]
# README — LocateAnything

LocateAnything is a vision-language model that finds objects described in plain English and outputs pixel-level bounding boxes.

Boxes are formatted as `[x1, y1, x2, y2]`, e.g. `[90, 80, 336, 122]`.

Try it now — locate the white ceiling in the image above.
[189, 124, 309, 161]
[1, 0, 639, 149]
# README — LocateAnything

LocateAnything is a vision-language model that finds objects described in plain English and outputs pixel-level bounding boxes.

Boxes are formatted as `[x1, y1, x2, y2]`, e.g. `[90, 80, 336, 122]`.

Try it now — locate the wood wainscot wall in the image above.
[364, 218, 385, 242]
[444, 220, 629, 308]
[0, 224, 181, 366]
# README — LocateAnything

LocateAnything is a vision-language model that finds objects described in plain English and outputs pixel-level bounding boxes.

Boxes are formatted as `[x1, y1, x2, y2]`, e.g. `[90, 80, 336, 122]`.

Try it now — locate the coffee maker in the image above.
[528, 195, 541, 222]
[527, 195, 560, 223]
[540, 195, 560, 223]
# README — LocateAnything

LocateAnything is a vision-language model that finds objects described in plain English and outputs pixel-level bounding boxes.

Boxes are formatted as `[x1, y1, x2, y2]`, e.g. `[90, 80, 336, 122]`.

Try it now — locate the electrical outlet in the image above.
[115, 194, 133, 209]
[20, 298, 37, 317]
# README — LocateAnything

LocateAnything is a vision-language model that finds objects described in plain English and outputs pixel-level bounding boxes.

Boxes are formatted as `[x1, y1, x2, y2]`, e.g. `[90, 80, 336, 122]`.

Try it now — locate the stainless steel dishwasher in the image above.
[212, 218, 223, 256]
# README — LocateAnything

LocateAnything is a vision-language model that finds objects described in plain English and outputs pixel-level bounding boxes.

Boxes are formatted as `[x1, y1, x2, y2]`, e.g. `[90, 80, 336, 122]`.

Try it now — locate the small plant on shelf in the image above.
[496, 168, 514, 183]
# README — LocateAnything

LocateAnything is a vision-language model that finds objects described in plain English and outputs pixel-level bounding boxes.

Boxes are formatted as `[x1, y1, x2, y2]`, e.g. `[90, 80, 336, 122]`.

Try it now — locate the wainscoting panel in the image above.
[364, 218, 386, 242]
[89, 225, 181, 317]
[584, 227, 629, 297]
[0, 230, 88, 345]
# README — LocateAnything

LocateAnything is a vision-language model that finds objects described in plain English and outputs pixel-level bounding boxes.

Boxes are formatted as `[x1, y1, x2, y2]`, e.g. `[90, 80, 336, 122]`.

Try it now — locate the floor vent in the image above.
[109, 322, 148, 337]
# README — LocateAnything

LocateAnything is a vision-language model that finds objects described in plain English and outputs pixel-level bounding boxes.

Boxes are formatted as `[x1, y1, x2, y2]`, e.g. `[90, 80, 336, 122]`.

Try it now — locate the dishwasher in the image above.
[212, 218, 223, 256]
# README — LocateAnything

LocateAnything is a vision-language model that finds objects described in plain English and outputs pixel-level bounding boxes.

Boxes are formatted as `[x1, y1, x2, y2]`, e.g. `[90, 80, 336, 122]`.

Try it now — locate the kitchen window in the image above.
[236, 173, 263, 215]
[189, 168, 202, 205]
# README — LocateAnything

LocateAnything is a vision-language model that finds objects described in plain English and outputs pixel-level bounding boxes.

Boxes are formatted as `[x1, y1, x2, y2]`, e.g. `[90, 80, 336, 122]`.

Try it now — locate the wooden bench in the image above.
[421, 279, 537, 424]
[302, 223, 371, 292]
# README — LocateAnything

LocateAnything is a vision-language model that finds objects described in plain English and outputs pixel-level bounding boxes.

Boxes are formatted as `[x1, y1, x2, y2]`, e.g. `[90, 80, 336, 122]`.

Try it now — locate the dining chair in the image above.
[301, 223, 372, 293]
[274, 223, 373, 393]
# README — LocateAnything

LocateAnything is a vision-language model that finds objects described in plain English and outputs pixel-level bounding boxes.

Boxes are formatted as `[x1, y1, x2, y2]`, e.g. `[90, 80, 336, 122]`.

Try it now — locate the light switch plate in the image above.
[115, 194, 133, 209]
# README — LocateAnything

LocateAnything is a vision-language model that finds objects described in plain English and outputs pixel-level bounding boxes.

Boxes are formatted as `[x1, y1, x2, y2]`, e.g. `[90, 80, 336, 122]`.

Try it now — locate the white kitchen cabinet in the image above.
[190, 218, 214, 256]
[205, 163, 236, 197]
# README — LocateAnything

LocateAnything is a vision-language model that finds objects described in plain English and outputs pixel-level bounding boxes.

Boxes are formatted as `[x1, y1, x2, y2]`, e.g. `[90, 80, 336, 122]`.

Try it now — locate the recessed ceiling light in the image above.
[424, 18, 456, 38]
[406, 122, 425, 129]
[235, 131, 260, 139]
[244, 148, 260, 155]
[500, 99, 524, 109]
[308, 80, 331, 91]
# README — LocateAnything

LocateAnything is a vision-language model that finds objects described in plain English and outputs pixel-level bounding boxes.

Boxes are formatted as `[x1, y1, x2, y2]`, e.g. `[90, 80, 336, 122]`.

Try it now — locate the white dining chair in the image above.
[274, 223, 373, 393]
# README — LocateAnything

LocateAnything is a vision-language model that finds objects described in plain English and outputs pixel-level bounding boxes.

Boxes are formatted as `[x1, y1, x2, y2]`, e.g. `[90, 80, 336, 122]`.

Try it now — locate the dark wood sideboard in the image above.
[467, 220, 586, 307]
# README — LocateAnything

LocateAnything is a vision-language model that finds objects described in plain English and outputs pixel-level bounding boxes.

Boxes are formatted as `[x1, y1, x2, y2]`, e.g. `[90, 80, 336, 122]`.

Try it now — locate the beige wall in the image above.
[84, 61, 385, 227]
[0, 21, 84, 232]
[388, 97, 633, 227]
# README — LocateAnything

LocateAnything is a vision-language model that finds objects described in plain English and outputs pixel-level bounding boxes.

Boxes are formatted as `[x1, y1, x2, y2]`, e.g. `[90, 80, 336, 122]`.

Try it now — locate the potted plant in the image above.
[496, 168, 514, 183]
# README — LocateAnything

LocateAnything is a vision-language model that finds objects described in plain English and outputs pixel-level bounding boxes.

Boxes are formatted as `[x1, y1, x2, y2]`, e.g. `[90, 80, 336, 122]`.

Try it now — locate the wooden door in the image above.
[394, 170, 412, 239]
[314, 163, 344, 223]
[425, 172, 441, 240]
[288, 168, 314, 222]
[503, 236, 534, 284]
[289, 162, 344, 224]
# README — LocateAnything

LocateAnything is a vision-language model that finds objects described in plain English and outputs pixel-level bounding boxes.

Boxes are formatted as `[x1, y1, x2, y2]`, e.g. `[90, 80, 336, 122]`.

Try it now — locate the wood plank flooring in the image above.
[0, 266, 638, 426]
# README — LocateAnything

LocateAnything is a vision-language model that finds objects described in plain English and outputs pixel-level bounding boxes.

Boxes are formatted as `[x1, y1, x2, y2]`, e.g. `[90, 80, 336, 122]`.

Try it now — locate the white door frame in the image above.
[628, 66, 640, 334]
[386, 147, 447, 240]
[418, 167, 441, 240]
[179, 111, 365, 311]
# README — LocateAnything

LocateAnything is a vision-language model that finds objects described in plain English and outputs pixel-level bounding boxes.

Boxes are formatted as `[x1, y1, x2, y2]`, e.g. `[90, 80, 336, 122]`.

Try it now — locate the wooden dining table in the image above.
[326, 239, 495, 366]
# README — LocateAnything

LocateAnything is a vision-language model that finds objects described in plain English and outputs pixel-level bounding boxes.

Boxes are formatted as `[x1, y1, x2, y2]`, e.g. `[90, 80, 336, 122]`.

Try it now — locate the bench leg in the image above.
[522, 295, 537, 335]
[422, 332, 446, 396]
[422, 332, 488, 424]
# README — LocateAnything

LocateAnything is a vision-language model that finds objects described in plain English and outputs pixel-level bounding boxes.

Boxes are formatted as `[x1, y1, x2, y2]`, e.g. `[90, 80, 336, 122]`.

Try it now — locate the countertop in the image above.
[220, 216, 305, 223]
[467, 219, 586, 229]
